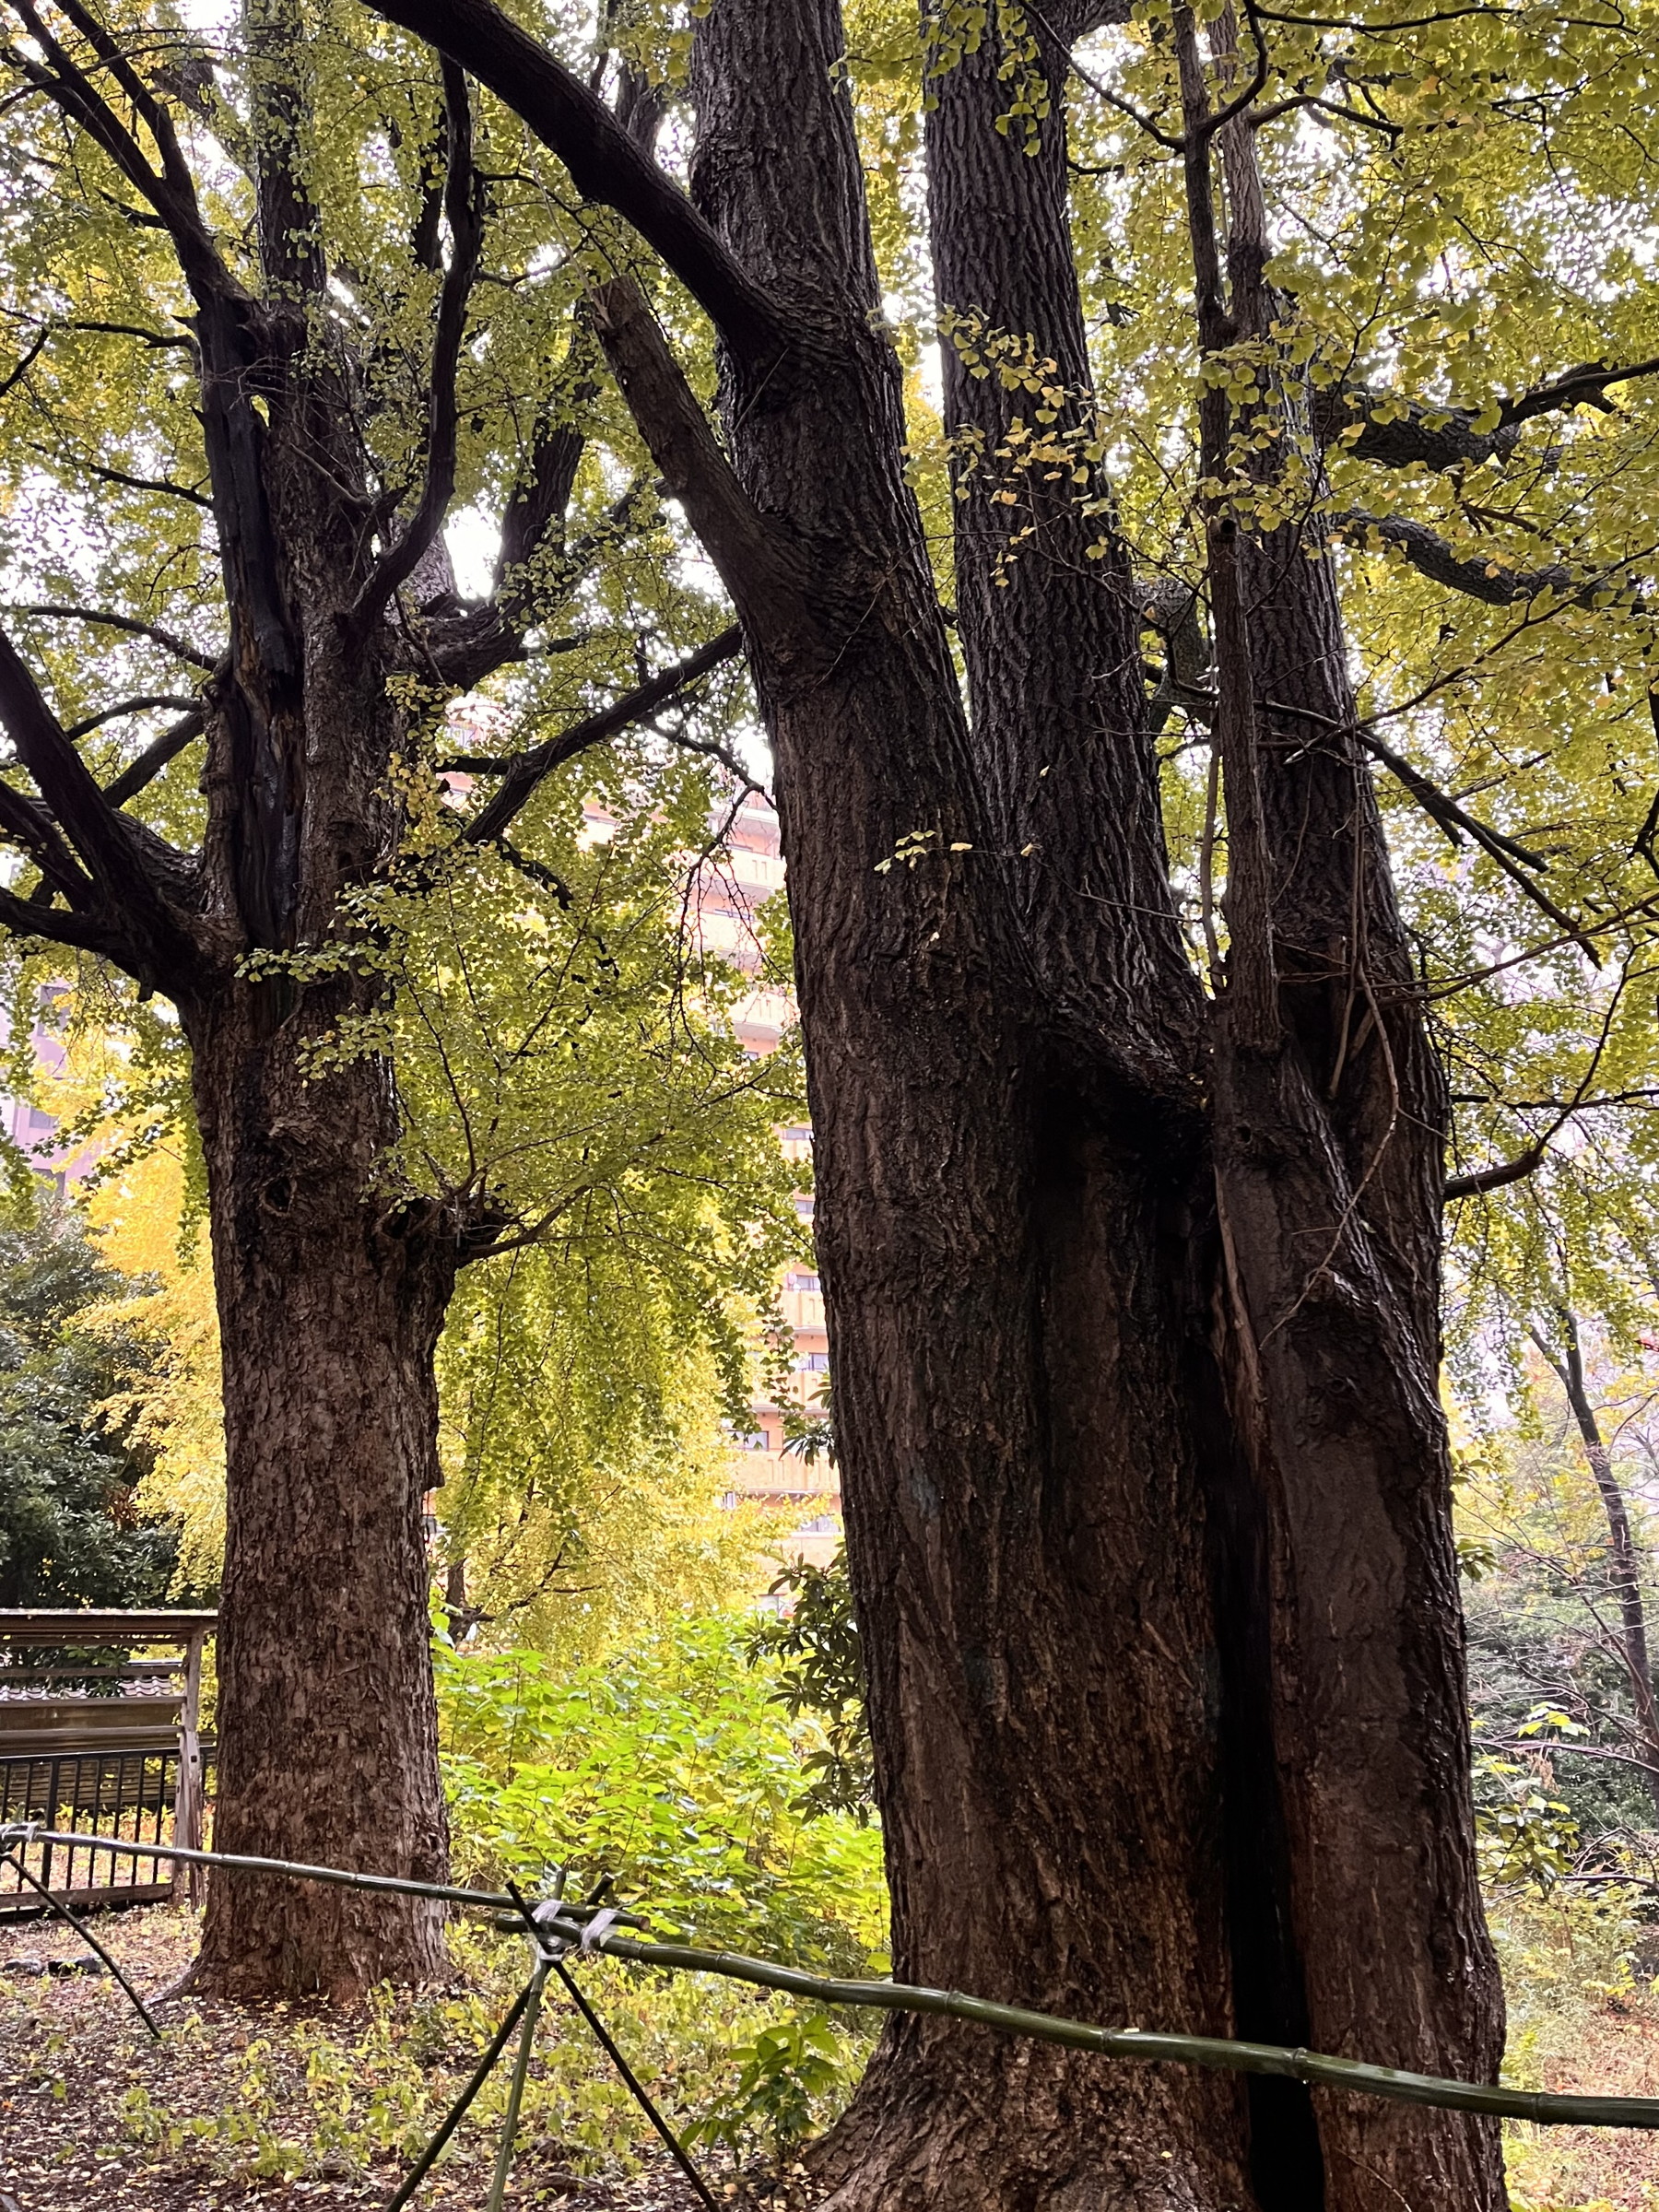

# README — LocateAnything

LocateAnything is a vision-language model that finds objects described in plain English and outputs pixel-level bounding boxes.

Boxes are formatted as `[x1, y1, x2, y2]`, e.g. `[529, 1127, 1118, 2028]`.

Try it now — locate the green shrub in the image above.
[437, 1612, 888, 1976]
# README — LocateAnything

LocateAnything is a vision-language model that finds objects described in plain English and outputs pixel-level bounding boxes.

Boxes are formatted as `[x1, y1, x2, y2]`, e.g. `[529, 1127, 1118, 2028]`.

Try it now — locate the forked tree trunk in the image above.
[390, 0, 1507, 2194]
[682, 6, 1501, 2206]
[183, 988, 456, 2001]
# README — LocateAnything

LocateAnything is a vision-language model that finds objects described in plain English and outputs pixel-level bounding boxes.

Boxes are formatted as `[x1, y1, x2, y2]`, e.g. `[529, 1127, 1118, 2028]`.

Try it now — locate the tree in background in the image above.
[1460, 1315, 1659, 1857]
[0, 0, 800, 2002]
[0, 1186, 182, 1606]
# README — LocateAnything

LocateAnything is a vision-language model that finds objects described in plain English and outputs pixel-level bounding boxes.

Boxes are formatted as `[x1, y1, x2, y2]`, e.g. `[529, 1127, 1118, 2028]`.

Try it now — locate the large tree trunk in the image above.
[408, 0, 1506, 2192]
[1195, 56, 1503, 2208]
[183, 988, 456, 2001]
[683, 5, 1501, 2206]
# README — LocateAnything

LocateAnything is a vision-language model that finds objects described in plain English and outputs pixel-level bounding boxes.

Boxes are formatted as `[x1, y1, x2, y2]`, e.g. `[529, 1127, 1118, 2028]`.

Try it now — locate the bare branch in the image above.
[1443, 1140, 1549, 1202]
[460, 624, 743, 845]
[11, 602, 218, 671]
[100, 707, 205, 806]
[359, 0, 789, 366]
[59, 453, 213, 508]
[1360, 726, 1597, 954]
[0, 329, 47, 398]
[1251, 90, 1403, 137]
[351, 59, 487, 632]
[55, 318, 195, 350]
[1445, 981, 1630, 1200]
[64, 692, 198, 741]
[0, 876, 130, 957]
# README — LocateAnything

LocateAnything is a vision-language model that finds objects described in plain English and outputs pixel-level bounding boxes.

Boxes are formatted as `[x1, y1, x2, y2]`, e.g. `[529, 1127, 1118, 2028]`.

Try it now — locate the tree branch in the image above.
[460, 624, 743, 845]
[0, 779, 100, 908]
[10, 603, 218, 670]
[1359, 726, 1596, 952]
[64, 693, 198, 741]
[0, 626, 194, 976]
[351, 59, 486, 632]
[58, 453, 213, 508]
[1333, 510, 1577, 606]
[359, 0, 789, 367]
[1316, 359, 1659, 475]
[100, 708, 206, 806]
[0, 877, 130, 957]
[4, 0, 236, 310]
[587, 278, 807, 656]
[0, 329, 47, 398]
[1443, 1140, 1548, 1201]
[1313, 386, 1522, 472]
[1500, 358, 1659, 428]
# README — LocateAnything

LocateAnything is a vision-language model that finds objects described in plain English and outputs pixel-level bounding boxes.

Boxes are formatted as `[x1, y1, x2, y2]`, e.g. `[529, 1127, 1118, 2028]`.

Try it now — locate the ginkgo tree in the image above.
[347, 0, 1659, 2205]
[9, 0, 1659, 2201]
[0, 0, 800, 2006]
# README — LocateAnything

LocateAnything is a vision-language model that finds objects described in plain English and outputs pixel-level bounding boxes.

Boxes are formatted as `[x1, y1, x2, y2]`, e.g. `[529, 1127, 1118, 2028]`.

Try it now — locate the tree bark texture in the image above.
[676, 5, 1502, 2206]
[171, 120, 470, 1993]
[186, 994, 453, 2000]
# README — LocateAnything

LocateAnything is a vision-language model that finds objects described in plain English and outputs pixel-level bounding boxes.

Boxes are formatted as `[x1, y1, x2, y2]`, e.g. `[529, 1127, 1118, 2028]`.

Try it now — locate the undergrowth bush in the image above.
[119, 1921, 862, 2183]
[436, 1611, 888, 1976]
[434, 1610, 887, 2157]
[1489, 1877, 1659, 2212]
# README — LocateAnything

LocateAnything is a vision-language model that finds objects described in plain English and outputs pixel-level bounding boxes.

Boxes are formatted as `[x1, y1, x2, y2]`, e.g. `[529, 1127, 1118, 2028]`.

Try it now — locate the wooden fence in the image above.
[0, 1608, 216, 1918]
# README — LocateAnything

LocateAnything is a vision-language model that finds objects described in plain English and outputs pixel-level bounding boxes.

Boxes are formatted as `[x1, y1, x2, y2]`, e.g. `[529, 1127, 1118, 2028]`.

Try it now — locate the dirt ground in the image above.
[0, 1902, 731, 2212]
[9, 1896, 1659, 2211]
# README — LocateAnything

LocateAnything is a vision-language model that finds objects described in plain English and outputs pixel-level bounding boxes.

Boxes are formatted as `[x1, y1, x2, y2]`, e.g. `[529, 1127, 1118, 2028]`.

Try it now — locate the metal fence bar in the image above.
[0, 1748, 190, 1916]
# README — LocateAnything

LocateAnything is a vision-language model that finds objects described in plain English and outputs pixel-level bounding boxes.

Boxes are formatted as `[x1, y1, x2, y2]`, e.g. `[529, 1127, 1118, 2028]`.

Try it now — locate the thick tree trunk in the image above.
[185, 987, 455, 2001]
[682, 8, 1252, 2206]
[426, 0, 1505, 2192]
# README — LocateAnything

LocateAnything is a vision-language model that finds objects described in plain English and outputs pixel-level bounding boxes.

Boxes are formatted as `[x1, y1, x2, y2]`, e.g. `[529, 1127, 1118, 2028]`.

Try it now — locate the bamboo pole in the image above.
[7, 1826, 1657, 2133]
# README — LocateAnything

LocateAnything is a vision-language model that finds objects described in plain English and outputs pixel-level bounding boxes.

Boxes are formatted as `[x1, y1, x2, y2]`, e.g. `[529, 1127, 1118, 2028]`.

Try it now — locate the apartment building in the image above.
[692, 795, 841, 1569]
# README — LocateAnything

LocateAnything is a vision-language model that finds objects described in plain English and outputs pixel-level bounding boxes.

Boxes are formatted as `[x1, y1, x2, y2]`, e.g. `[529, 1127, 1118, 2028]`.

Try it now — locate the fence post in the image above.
[173, 1630, 206, 1906]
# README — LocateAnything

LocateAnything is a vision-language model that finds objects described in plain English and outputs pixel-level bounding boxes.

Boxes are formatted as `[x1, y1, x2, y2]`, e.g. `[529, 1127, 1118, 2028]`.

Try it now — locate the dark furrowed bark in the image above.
[179, 12, 460, 1993]
[691, 6, 1249, 2206]
[924, 29, 1198, 1089]
[1210, 1035, 1503, 2212]
[922, 35, 1323, 2207]
[186, 986, 454, 2001]
[1194, 59, 1504, 2212]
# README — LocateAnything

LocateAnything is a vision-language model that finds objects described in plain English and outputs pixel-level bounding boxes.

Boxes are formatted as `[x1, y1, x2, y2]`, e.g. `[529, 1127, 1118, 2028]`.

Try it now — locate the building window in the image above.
[797, 1351, 830, 1373]
[786, 1271, 821, 1292]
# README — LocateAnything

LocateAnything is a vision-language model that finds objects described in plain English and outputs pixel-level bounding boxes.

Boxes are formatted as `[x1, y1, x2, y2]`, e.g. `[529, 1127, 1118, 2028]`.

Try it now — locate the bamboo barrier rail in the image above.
[5, 1820, 1657, 2210]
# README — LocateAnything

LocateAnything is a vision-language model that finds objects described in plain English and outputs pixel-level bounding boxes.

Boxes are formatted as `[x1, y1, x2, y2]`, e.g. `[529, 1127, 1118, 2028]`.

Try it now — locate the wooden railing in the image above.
[0, 1607, 216, 1916]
